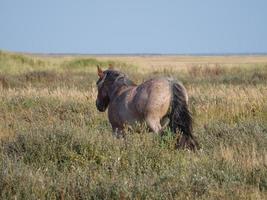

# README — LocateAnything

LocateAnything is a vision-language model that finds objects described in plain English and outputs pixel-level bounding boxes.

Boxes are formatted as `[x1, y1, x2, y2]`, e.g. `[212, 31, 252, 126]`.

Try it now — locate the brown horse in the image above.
[96, 66, 199, 150]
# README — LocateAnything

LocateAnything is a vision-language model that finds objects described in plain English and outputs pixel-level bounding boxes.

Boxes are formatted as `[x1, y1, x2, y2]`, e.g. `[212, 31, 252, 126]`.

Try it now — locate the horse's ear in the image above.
[97, 65, 104, 78]
[108, 63, 114, 69]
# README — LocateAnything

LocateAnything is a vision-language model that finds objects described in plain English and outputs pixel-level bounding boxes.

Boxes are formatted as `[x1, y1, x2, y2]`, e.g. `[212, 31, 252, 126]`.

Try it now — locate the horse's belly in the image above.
[120, 108, 142, 124]
[108, 97, 142, 127]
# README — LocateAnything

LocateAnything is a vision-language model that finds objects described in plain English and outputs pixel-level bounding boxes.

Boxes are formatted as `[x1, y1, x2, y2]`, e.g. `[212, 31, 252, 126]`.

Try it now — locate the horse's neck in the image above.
[108, 82, 134, 101]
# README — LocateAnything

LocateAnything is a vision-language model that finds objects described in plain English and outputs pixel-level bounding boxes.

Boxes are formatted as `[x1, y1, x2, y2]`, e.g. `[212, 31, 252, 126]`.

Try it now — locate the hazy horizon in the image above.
[2, 50, 267, 56]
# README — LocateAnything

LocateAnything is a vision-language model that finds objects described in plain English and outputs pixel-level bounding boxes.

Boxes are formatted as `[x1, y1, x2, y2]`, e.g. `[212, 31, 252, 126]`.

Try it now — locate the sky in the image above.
[0, 0, 267, 54]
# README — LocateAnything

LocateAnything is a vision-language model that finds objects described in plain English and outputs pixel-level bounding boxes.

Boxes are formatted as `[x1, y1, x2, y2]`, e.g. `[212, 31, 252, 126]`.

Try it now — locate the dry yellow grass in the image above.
[96, 55, 267, 71]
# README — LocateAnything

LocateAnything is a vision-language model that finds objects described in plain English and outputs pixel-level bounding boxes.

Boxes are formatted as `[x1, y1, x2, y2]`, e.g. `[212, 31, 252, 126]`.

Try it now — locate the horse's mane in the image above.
[103, 70, 136, 87]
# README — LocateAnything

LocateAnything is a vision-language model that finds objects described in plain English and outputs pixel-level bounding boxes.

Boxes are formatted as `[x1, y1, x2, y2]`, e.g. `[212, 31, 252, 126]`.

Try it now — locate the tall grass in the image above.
[0, 51, 267, 199]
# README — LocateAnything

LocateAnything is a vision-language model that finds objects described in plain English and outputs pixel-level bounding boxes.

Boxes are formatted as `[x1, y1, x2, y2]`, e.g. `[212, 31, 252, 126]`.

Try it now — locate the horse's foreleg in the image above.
[112, 126, 125, 138]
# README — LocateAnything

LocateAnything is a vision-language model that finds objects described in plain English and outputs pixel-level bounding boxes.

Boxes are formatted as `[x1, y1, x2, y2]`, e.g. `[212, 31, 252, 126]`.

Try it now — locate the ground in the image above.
[0, 51, 267, 199]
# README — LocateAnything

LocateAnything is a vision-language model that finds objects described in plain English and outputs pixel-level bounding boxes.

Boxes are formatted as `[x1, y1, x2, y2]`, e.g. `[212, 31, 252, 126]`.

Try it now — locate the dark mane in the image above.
[104, 70, 136, 86]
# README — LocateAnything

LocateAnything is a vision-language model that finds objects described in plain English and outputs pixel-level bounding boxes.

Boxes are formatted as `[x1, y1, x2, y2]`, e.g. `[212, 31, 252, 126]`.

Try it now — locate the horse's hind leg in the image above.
[145, 116, 163, 135]
[160, 117, 170, 130]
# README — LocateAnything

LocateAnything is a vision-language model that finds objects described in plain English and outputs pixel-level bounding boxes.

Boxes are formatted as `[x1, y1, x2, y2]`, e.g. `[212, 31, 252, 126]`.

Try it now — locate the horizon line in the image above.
[1, 49, 267, 57]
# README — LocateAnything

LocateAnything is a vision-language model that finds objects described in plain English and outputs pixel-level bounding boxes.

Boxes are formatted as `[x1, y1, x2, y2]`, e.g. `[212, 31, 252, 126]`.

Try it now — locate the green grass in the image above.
[0, 51, 267, 199]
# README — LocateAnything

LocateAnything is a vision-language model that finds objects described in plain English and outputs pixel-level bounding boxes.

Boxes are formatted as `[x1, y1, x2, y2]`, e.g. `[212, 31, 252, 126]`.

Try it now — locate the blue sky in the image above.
[0, 0, 267, 54]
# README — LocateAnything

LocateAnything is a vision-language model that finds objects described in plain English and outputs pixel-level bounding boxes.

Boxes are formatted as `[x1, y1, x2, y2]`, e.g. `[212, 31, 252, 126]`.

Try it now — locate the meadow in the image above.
[0, 50, 266, 199]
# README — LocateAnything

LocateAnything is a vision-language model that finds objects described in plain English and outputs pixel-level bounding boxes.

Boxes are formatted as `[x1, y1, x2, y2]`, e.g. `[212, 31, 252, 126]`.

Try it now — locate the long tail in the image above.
[169, 82, 199, 151]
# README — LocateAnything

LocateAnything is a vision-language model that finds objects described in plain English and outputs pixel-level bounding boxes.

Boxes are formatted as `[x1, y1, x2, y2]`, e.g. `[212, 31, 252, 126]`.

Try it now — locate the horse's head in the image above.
[96, 65, 134, 112]
[96, 66, 110, 112]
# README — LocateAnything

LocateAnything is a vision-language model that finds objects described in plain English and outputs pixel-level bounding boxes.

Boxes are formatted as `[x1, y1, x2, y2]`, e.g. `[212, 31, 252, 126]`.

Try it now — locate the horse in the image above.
[95, 66, 199, 150]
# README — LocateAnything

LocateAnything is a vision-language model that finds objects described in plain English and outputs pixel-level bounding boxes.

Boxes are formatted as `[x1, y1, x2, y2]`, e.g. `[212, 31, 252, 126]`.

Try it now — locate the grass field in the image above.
[0, 50, 267, 199]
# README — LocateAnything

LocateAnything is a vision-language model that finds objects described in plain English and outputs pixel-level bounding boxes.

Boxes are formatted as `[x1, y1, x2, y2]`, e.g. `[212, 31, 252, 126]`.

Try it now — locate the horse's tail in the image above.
[169, 81, 199, 151]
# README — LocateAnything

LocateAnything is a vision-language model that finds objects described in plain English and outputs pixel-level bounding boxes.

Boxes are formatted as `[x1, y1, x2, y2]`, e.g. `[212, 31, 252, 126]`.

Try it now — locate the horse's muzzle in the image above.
[96, 100, 107, 112]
